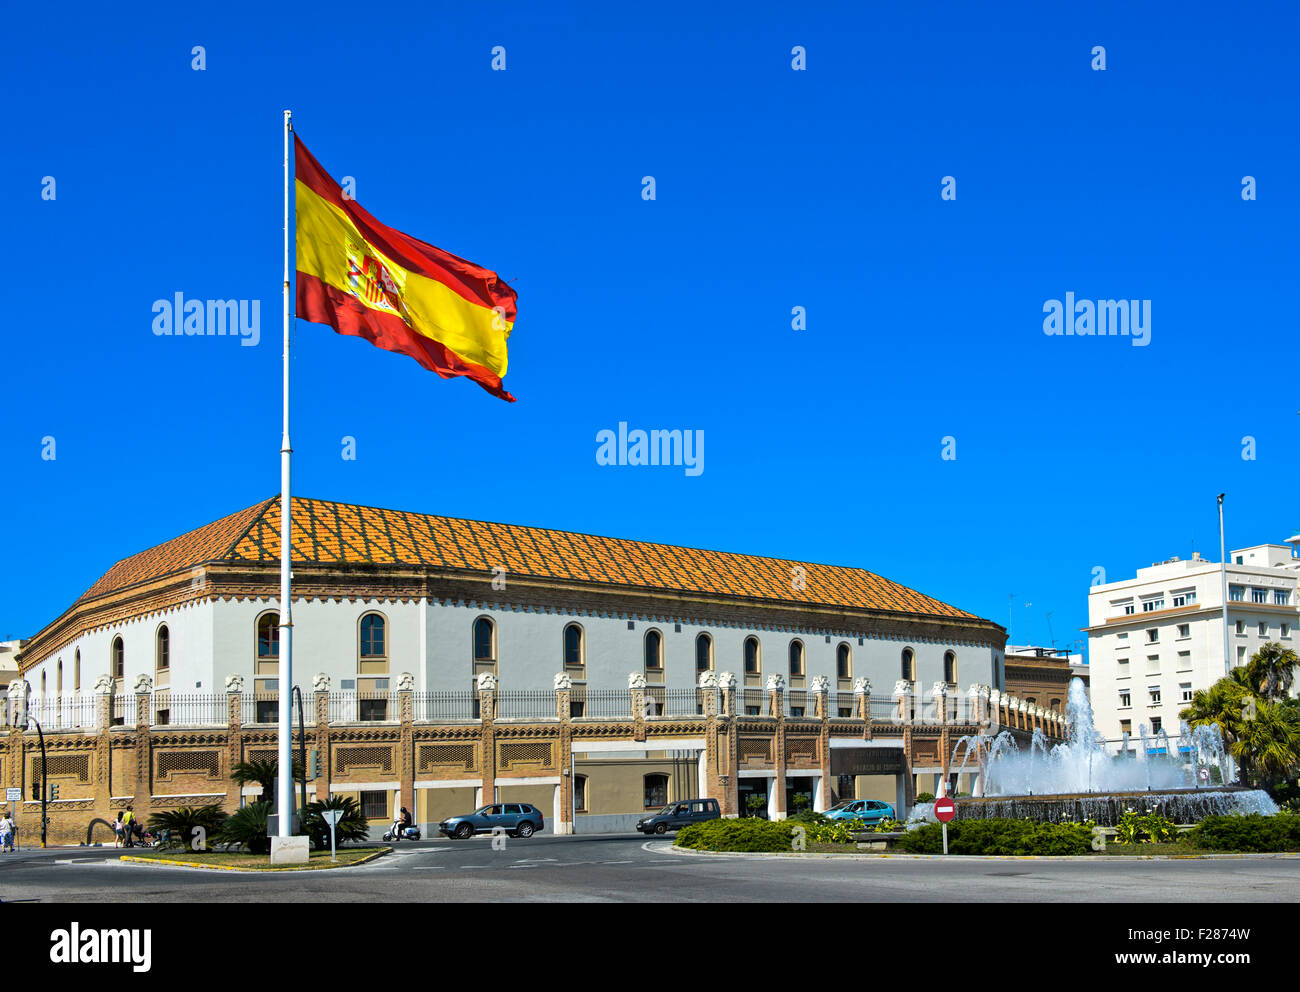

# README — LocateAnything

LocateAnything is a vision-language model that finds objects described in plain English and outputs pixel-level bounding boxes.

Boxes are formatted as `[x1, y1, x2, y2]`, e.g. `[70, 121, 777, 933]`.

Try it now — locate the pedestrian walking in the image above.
[0, 811, 13, 853]
[113, 811, 125, 848]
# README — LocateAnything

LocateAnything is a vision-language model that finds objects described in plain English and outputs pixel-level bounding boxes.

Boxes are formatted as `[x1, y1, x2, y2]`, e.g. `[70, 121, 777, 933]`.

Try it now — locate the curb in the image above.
[666, 845, 1300, 862]
[120, 847, 390, 872]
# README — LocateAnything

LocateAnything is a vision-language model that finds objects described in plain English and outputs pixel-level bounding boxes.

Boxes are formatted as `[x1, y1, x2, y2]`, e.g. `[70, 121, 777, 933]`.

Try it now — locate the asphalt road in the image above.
[2, 834, 1298, 902]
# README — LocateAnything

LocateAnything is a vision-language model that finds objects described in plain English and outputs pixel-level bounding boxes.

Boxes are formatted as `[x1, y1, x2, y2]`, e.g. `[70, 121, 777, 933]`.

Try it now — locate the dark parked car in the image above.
[636, 798, 720, 834]
[439, 803, 545, 839]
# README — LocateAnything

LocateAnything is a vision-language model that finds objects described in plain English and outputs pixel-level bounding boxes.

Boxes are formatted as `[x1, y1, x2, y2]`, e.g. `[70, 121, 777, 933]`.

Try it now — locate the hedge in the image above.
[676, 819, 795, 852]
[1186, 813, 1300, 852]
[894, 818, 1093, 856]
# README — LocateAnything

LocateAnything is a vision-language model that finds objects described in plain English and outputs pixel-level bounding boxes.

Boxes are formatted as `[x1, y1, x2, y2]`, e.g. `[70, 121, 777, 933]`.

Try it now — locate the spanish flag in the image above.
[294, 135, 517, 401]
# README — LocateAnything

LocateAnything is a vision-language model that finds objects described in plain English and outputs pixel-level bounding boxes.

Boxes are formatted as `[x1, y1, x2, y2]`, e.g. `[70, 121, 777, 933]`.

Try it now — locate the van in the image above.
[635, 797, 721, 834]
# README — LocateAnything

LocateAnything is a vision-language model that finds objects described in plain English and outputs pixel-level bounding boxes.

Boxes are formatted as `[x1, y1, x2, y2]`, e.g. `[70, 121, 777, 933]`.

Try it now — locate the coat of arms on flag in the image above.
[345, 237, 410, 325]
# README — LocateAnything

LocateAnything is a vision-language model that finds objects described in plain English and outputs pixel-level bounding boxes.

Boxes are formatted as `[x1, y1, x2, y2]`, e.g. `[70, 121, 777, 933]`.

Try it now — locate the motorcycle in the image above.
[382, 824, 421, 842]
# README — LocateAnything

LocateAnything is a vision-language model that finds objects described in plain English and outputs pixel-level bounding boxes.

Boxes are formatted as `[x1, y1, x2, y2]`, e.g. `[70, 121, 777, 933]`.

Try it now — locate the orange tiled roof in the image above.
[76, 496, 978, 620]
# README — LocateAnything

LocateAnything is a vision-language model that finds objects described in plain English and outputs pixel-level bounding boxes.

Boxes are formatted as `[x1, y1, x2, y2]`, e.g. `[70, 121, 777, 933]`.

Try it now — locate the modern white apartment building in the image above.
[1085, 543, 1300, 749]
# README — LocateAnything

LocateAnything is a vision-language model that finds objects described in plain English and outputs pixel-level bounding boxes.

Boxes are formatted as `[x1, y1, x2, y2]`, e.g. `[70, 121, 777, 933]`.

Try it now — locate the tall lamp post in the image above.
[1219, 494, 1230, 676]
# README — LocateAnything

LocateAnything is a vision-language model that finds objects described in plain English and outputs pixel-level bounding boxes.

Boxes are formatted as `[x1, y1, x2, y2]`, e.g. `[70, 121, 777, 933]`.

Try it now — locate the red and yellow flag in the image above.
[294, 135, 517, 401]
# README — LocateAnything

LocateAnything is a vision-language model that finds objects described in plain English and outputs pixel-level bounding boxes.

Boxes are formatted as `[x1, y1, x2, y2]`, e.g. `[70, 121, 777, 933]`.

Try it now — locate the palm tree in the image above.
[1232, 698, 1300, 788]
[1246, 642, 1298, 702]
[231, 757, 305, 805]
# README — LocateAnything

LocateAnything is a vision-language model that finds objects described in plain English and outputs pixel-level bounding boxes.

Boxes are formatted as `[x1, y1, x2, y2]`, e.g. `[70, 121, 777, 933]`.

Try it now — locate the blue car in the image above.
[824, 799, 894, 824]
[439, 803, 545, 839]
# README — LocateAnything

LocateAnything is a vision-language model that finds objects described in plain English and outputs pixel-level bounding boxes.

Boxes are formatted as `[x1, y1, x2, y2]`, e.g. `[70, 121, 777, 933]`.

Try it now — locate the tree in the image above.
[230, 757, 306, 805]
[299, 795, 371, 850]
[1182, 655, 1300, 789]
[1232, 699, 1300, 788]
[1246, 642, 1298, 703]
[148, 804, 228, 852]
[217, 802, 272, 854]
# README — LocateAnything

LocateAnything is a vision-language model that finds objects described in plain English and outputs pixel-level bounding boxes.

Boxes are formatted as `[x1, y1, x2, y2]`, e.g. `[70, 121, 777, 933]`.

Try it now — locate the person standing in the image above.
[0, 811, 13, 853]
[113, 811, 125, 848]
[122, 807, 135, 848]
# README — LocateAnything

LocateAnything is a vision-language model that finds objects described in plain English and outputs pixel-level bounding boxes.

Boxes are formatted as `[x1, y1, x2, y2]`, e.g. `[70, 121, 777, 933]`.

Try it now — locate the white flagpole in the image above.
[277, 108, 294, 837]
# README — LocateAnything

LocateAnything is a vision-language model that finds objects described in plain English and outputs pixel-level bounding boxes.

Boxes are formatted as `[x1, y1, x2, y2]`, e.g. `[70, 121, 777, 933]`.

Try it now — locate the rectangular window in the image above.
[1119, 690, 1131, 708]
[1122, 602, 1135, 615]
[1117, 657, 1129, 669]
[1276, 590, 1291, 606]
[1252, 587, 1268, 604]
[1146, 628, 1159, 643]
[1177, 651, 1191, 670]
[1150, 716, 1163, 734]
[360, 790, 388, 820]
[359, 698, 388, 722]
[790, 707, 805, 717]
[1229, 585, 1245, 602]
[1149, 686, 1161, 705]
[1283, 623, 1291, 638]
[1177, 624, 1190, 639]
[744, 706, 760, 716]
[1117, 632, 1129, 641]
[1258, 622, 1269, 636]
[838, 708, 852, 717]
[155, 709, 170, 726]
[569, 700, 585, 718]
[1142, 597, 1165, 612]
[1235, 620, 1246, 635]
[1180, 683, 1193, 703]
[1237, 646, 1247, 664]
[1171, 590, 1196, 608]
[1120, 719, 1132, 736]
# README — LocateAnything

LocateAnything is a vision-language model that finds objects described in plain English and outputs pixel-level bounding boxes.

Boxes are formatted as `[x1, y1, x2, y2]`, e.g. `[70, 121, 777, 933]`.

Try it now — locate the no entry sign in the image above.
[934, 796, 956, 823]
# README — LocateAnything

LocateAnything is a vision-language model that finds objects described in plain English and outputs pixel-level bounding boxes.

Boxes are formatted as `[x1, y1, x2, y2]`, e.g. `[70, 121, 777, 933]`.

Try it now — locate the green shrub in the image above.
[147, 804, 229, 852]
[676, 818, 794, 852]
[1187, 813, 1300, 852]
[786, 809, 831, 826]
[895, 818, 1092, 856]
[216, 802, 273, 854]
[914, 792, 935, 804]
[299, 795, 371, 850]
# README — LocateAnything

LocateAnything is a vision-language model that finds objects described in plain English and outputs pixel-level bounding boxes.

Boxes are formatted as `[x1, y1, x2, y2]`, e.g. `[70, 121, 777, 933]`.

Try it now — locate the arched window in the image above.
[41, 670, 47, 695]
[111, 636, 125, 680]
[644, 773, 669, 809]
[901, 647, 915, 682]
[359, 613, 387, 659]
[788, 639, 805, 677]
[744, 636, 761, 675]
[57, 659, 63, 694]
[1050, 698, 1061, 712]
[257, 614, 279, 660]
[157, 625, 171, 673]
[644, 630, 663, 671]
[563, 623, 585, 668]
[473, 617, 496, 663]
[836, 643, 852, 680]
[74, 649, 80, 690]
[943, 650, 957, 684]
[696, 633, 713, 672]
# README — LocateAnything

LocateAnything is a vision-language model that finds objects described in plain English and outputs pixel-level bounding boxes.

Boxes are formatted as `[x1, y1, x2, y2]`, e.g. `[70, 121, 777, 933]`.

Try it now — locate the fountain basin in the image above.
[955, 787, 1278, 826]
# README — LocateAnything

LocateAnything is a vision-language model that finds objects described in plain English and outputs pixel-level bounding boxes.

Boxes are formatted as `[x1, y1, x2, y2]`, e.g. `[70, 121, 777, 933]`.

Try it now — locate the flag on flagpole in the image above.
[293, 135, 517, 401]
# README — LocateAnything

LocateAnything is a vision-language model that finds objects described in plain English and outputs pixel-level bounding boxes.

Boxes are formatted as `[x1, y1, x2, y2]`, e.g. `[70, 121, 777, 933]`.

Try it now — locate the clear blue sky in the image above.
[4, 0, 1297, 655]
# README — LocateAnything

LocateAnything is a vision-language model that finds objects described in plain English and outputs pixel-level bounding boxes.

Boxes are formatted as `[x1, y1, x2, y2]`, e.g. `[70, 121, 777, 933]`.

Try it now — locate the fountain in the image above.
[947, 678, 1278, 826]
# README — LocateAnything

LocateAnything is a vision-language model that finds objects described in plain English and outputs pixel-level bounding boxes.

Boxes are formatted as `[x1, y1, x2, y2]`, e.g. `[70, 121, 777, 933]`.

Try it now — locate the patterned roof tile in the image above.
[75, 496, 980, 621]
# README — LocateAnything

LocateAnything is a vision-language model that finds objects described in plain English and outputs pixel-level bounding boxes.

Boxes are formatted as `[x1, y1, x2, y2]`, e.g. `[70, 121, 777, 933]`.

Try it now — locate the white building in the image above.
[1085, 543, 1300, 749]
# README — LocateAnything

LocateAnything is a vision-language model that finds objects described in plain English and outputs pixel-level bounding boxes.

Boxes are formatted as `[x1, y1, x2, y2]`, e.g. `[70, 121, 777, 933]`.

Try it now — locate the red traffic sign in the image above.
[933, 796, 956, 822]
